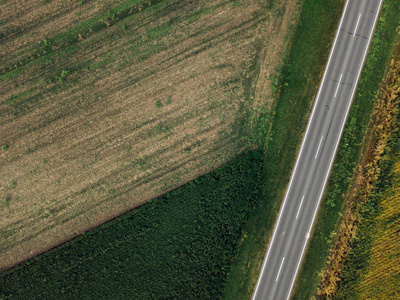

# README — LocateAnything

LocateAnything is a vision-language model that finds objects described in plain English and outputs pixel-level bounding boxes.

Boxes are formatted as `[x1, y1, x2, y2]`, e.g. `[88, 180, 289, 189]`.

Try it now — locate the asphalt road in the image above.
[252, 1, 383, 299]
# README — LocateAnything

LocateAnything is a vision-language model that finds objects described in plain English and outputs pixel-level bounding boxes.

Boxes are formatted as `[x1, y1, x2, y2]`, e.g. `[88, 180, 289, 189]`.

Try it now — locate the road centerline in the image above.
[334, 74, 343, 98]
[315, 136, 324, 159]
[353, 14, 362, 37]
[276, 257, 285, 282]
[295, 195, 305, 220]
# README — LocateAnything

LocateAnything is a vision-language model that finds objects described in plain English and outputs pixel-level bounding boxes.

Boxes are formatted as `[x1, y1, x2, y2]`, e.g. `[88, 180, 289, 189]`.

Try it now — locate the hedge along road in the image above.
[252, 0, 383, 299]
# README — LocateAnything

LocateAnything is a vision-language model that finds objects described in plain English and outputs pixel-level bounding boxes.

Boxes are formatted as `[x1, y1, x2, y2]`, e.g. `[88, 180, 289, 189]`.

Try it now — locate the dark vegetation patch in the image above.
[0, 151, 264, 299]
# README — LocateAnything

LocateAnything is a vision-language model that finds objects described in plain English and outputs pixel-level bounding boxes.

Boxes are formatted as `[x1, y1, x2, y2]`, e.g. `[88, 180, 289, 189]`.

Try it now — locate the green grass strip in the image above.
[291, 1, 400, 299]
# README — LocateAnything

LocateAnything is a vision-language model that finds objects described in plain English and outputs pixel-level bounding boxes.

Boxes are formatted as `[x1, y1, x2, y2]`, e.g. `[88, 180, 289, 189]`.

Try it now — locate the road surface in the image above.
[252, 0, 383, 299]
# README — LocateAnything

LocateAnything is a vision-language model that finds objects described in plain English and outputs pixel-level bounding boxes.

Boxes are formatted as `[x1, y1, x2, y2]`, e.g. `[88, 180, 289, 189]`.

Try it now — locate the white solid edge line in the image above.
[295, 195, 305, 220]
[334, 74, 343, 98]
[276, 257, 285, 282]
[286, 236, 308, 300]
[285, 1, 384, 300]
[353, 14, 362, 37]
[251, 1, 351, 298]
[315, 136, 324, 159]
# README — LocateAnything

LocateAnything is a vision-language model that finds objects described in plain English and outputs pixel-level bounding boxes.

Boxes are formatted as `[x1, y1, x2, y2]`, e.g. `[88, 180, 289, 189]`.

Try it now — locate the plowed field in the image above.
[0, 0, 298, 270]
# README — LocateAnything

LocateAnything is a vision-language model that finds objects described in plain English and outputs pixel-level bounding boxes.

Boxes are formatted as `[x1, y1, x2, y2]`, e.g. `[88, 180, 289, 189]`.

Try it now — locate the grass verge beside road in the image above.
[332, 46, 400, 300]
[223, 0, 345, 298]
[291, 1, 400, 299]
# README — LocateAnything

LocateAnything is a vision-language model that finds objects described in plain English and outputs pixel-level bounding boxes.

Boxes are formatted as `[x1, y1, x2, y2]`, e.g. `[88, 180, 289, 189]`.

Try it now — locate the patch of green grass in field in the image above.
[3, 90, 31, 105]
[223, 0, 346, 299]
[237, 43, 267, 148]
[0, 151, 264, 299]
[186, 7, 212, 23]
[291, 1, 400, 299]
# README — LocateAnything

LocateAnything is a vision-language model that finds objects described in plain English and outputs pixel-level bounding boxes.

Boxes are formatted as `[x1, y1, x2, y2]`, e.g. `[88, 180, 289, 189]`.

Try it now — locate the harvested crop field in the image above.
[0, 0, 299, 270]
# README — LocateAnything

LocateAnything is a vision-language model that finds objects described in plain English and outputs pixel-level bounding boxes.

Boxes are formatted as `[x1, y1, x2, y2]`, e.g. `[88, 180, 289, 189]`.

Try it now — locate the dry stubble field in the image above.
[0, 0, 298, 270]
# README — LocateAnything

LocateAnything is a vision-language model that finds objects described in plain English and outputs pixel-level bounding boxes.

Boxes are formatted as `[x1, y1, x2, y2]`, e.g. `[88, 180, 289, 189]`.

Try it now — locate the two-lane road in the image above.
[252, 1, 383, 299]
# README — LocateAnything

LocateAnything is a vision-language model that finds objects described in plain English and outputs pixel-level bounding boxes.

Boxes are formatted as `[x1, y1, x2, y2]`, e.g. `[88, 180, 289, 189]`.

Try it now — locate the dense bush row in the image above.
[0, 151, 264, 299]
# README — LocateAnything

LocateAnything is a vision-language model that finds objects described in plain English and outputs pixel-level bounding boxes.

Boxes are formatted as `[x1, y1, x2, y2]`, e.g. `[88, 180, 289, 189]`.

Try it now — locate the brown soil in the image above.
[0, 0, 299, 270]
[0, 0, 125, 64]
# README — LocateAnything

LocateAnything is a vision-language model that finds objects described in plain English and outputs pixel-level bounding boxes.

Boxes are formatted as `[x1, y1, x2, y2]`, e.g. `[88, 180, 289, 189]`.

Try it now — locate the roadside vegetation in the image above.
[332, 52, 400, 300]
[291, 1, 400, 298]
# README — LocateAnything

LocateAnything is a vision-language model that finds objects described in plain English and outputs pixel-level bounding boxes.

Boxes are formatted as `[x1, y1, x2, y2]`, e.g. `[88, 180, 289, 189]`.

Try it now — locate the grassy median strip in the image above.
[223, 0, 345, 299]
[291, 1, 400, 299]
